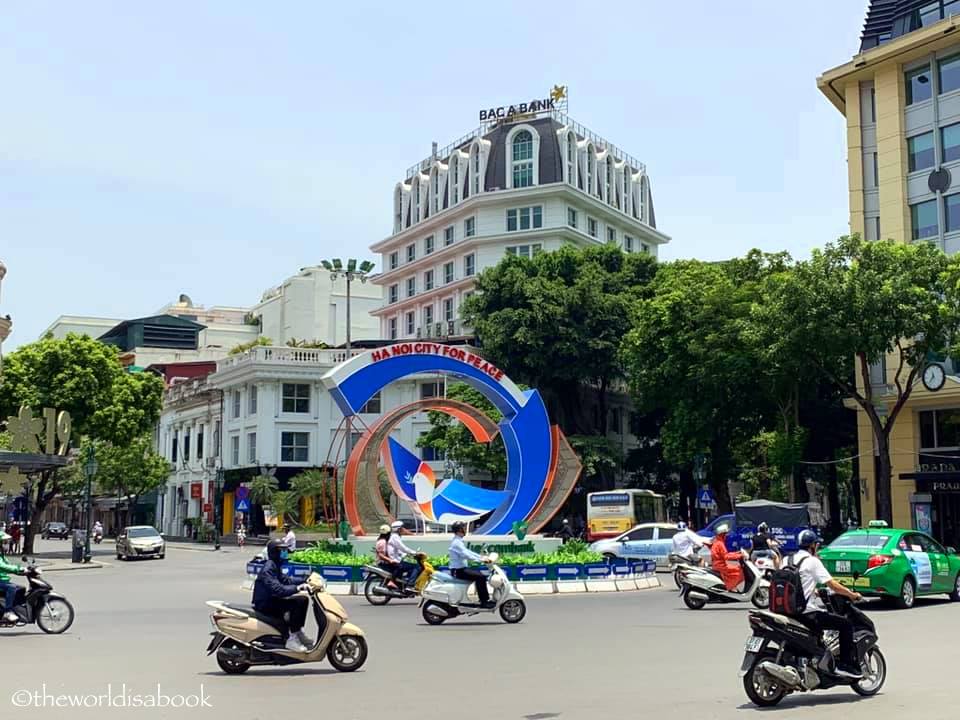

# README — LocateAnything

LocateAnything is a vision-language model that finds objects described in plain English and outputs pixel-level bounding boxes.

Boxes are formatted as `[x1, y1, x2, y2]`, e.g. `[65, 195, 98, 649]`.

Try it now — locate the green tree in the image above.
[621, 258, 779, 512]
[463, 244, 657, 436]
[94, 436, 170, 527]
[0, 334, 163, 552]
[417, 383, 507, 484]
[760, 235, 960, 523]
[269, 491, 299, 527]
[249, 474, 279, 506]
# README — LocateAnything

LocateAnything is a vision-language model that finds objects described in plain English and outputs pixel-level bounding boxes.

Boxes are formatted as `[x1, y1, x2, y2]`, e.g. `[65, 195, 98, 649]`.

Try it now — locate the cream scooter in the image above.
[205, 572, 367, 674]
[419, 553, 526, 625]
[680, 557, 770, 610]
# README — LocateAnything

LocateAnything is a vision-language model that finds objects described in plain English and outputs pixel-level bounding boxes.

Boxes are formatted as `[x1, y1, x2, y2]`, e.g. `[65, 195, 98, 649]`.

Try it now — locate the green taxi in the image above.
[818, 522, 960, 609]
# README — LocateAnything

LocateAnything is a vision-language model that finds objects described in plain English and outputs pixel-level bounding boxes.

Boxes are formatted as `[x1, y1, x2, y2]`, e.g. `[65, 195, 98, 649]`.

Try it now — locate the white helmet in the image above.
[715, 523, 730, 535]
[677, 521, 687, 530]
[0, 531, 9, 543]
[378, 524, 391, 534]
[390, 521, 404, 531]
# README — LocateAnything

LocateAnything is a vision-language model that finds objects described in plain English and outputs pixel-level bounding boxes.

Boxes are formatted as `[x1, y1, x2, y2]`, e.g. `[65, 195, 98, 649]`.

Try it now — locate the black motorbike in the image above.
[740, 592, 886, 707]
[362, 559, 423, 605]
[0, 564, 75, 634]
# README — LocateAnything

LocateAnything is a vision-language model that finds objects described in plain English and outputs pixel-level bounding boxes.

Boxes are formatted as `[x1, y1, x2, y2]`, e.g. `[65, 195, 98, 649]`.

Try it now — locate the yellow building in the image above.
[818, 2, 960, 548]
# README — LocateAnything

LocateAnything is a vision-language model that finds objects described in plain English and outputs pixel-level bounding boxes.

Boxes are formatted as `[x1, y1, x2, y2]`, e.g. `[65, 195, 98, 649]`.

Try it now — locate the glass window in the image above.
[280, 432, 309, 463]
[389, 251, 398, 270]
[567, 207, 578, 228]
[184, 430, 190, 459]
[513, 163, 534, 188]
[623, 527, 654, 541]
[588, 217, 598, 238]
[519, 207, 531, 230]
[906, 65, 933, 105]
[389, 284, 398, 303]
[406, 244, 416, 263]
[512, 130, 534, 188]
[642, 243, 651, 254]
[827, 534, 890, 549]
[918, 2, 941, 28]
[231, 436, 239, 465]
[943, 123, 960, 163]
[908, 132, 935, 172]
[533, 206, 542, 228]
[248, 385, 257, 415]
[937, 408, 960, 447]
[406, 276, 416, 298]
[911, 199, 939, 240]
[920, 410, 937, 449]
[388, 317, 397, 340]
[247, 432, 257, 464]
[464, 254, 475, 277]
[945, 193, 960, 232]
[360, 391, 381, 414]
[444, 298, 454, 321]
[421, 382, 441, 399]
[405, 311, 415, 335]
[444, 226, 454, 246]
[171, 437, 178, 463]
[282, 383, 310, 413]
[506, 244, 542, 259]
[607, 227, 616, 243]
[865, 216, 881, 241]
[948, 0, 960, 18]
[507, 209, 518, 232]
[624, 235, 635, 252]
[423, 305, 433, 327]
[444, 262, 454, 284]
[464, 217, 476, 237]
[424, 235, 434, 255]
[424, 270, 434, 291]
[232, 391, 241, 419]
[941, 53, 960, 95]
[197, 426, 204, 459]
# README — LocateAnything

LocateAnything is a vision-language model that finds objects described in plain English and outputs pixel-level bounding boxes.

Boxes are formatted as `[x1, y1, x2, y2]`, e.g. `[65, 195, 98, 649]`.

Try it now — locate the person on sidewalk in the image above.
[236, 521, 246, 550]
[0, 531, 26, 624]
[252, 539, 311, 652]
[448, 522, 493, 608]
[281, 523, 296, 552]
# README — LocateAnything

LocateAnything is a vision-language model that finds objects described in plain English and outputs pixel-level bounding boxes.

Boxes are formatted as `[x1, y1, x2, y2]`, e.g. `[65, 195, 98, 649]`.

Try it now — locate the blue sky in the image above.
[1, 1, 867, 349]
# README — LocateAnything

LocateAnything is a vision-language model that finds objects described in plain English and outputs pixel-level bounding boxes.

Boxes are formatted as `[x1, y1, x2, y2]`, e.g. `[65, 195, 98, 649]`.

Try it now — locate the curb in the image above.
[40, 561, 108, 572]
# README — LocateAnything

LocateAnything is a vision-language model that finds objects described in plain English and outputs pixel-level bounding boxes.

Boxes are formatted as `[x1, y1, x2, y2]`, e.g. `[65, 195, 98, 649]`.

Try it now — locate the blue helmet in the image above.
[798, 529, 821, 549]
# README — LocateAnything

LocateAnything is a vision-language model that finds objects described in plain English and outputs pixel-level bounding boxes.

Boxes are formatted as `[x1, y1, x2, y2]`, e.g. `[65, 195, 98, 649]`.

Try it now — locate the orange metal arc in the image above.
[527, 425, 560, 530]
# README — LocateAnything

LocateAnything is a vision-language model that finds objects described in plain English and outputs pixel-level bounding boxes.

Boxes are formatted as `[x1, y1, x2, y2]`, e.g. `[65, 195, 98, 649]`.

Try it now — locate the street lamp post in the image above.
[83, 446, 98, 563]
[320, 258, 375, 525]
[214, 467, 224, 551]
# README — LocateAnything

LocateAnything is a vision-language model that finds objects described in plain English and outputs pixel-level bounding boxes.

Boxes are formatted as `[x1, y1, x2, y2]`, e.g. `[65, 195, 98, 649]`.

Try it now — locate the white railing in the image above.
[216, 346, 365, 371]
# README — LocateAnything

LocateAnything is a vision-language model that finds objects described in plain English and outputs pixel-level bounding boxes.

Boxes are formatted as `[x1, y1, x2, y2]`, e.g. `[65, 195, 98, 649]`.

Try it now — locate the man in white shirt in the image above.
[792, 530, 863, 679]
[671, 521, 708, 565]
[281, 523, 296, 552]
[387, 521, 418, 583]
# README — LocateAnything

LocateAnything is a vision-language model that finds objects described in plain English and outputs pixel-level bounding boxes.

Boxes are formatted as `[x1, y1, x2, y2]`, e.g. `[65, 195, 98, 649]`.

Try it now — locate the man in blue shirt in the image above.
[449, 522, 493, 608]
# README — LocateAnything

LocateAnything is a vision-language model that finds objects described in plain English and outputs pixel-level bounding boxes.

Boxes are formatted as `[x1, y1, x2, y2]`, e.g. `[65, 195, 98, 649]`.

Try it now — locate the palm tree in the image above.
[249, 474, 279, 506]
[270, 491, 299, 528]
[290, 469, 328, 528]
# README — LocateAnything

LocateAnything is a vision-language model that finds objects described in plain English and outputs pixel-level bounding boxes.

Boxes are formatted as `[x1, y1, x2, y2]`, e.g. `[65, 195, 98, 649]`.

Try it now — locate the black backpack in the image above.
[768, 554, 808, 617]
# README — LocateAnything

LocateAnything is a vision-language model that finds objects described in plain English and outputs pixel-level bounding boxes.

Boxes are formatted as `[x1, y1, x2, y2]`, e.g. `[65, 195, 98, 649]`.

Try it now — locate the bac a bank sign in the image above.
[479, 85, 567, 122]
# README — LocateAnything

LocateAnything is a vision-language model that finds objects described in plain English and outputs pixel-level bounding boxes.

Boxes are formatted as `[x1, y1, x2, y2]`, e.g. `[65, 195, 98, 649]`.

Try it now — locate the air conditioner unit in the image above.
[447, 320, 456, 335]
[434, 323, 443, 337]
[416, 327, 422, 339]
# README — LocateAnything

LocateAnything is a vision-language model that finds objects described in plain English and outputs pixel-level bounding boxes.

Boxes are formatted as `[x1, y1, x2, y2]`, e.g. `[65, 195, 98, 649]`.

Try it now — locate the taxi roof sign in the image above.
[868, 520, 889, 528]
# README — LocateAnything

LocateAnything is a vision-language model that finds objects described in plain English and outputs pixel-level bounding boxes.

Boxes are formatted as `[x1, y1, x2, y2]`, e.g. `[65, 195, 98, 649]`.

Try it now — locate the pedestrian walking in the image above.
[236, 521, 246, 550]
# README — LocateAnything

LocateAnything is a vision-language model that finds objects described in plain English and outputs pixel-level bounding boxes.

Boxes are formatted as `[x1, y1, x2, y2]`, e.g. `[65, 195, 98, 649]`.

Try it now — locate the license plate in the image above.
[744, 636, 763, 653]
[836, 560, 851, 573]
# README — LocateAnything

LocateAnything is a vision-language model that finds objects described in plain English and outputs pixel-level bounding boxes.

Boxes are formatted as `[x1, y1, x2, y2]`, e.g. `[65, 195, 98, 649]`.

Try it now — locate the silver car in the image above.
[116, 526, 165, 560]
[588, 522, 685, 568]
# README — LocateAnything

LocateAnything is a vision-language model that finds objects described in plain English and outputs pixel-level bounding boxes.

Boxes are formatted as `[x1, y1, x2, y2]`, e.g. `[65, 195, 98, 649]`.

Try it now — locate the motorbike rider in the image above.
[449, 521, 494, 608]
[710, 523, 744, 591]
[253, 538, 312, 652]
[387, 520, 419, 584]
[374, 524, 401, 588]
[792, 529, 864, 679]
[750, 522, 780, 567]
[671, 521, 708, 565]
[0, 531, 26, 623]
[556, 519, 575, 543]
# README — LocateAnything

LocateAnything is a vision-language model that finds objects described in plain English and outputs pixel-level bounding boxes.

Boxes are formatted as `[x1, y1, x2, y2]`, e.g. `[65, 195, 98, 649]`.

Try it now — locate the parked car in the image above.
[588, 522, 684, 567]
[818, 521, 960, 609]
[40, 522, 70, 540]
[116, 526, 165, 560]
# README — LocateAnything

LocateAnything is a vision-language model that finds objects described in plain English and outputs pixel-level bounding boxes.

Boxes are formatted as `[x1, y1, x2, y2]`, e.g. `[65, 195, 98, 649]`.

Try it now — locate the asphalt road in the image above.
[3, 538, 958, 719]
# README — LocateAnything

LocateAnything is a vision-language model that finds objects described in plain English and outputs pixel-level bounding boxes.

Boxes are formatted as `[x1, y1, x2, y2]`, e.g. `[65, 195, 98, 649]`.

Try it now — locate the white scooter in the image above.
[680, 557, 769, 610]
[419, 553, 526, 625]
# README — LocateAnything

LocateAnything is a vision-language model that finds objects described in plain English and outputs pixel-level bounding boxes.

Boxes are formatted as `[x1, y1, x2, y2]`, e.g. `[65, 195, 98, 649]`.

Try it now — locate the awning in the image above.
[0, 451, 69, 473]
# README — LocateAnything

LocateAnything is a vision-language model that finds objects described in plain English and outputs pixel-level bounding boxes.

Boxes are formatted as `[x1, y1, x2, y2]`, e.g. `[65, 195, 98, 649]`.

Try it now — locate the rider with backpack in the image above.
[770, 529, 863, 679]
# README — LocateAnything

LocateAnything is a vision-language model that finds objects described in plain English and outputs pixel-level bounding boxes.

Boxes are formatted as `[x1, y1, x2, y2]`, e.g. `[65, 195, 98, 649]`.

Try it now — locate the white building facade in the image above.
[0, 261, 10, 370]
[371, 113, 670, 340]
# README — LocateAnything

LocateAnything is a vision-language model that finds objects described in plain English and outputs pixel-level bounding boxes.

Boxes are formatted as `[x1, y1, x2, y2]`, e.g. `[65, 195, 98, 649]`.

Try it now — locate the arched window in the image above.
[394, 186, 403, 233]
[411, 176, 421, 224]
[449, 155, 460, 206]
[639, 174, 649, 222]
[430, 167, 441, 216]
[471, 144, 482, 196]
[605, 156, 614, 205]
[512, 130, 534, 188]
[622, 166, 630, 215]
[566, 132, 577, 187]
[586, 145, 596, 197]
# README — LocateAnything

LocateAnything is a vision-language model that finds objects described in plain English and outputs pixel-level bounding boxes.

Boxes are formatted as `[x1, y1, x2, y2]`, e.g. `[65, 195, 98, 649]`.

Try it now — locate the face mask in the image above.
[280, 550, 289, 561]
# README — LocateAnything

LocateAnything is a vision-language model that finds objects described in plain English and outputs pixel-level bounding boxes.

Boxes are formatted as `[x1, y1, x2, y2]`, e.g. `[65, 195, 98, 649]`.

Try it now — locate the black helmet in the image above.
[798, 529, 821, 549]
[757, 522, 769, 533]
[266, 538, 287, 563]
[451, 521, 467, 534]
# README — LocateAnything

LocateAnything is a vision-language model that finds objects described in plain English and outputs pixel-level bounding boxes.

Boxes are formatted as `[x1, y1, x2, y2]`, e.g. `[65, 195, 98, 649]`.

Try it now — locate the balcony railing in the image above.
[215, 346, 365, 372]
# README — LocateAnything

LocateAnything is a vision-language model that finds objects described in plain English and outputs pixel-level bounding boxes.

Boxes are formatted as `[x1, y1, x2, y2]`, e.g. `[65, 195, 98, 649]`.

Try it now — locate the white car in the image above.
[589, 522, 691, 568]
